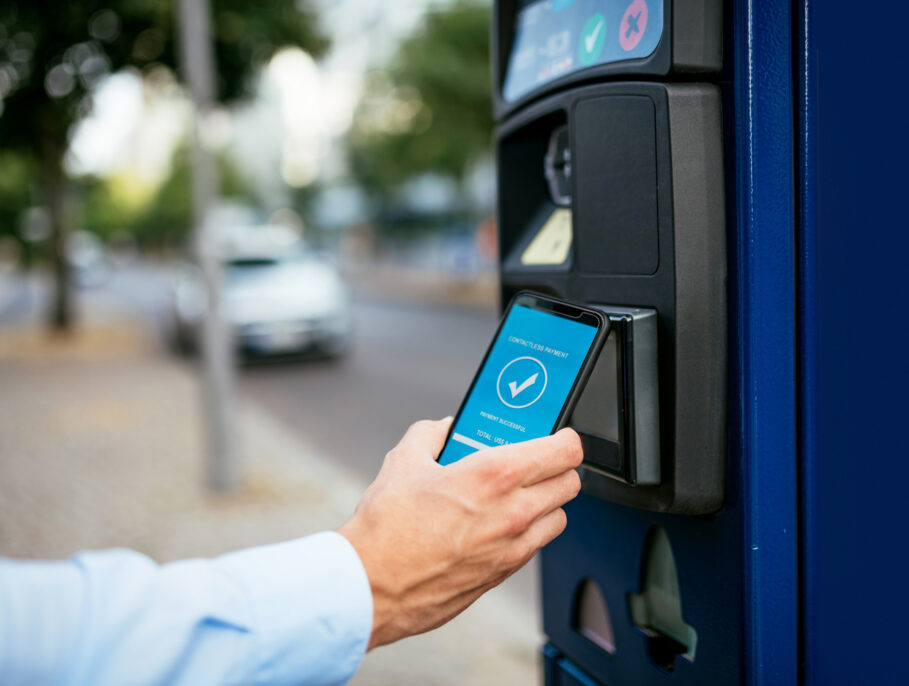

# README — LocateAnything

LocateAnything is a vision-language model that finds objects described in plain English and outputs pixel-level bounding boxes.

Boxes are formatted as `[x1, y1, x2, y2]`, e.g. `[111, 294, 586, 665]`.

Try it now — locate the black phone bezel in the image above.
[438, 290, 609, 461]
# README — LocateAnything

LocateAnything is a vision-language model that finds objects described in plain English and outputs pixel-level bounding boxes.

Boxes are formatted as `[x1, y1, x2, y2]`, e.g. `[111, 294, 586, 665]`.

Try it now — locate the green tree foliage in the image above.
[348, 1, 492, 193]
[0, 151, 35, 238]
[0, 0, 327, 327]
[78, 144, 253, 250]
[0, 1, 327, 155]
[131, 144, 252, 250]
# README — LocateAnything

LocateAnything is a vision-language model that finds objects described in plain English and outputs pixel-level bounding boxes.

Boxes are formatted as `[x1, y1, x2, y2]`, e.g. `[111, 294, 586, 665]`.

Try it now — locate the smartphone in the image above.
[438, 291, 609, 465]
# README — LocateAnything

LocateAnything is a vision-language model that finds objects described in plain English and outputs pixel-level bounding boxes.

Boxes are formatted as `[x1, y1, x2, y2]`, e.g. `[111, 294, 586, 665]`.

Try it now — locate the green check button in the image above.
[578, 13, 606, 66]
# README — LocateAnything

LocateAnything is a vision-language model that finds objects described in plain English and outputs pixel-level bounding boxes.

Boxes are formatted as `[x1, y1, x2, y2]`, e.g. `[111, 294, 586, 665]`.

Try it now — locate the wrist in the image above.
[338, 520, 398, 650]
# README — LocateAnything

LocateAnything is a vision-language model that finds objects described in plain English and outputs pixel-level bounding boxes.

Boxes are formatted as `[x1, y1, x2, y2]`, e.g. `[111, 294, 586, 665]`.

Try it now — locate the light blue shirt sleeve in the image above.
[0, 531, 373, 686]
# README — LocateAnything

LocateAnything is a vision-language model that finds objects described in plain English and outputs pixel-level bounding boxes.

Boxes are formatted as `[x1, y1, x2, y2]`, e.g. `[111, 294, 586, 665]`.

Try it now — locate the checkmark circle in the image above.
[497, 356, 548, 409]
[578, 13, 606, 67]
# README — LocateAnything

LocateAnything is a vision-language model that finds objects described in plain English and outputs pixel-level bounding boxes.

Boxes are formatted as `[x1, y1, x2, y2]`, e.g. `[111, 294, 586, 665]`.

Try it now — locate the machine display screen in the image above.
[503, 0, 664, 103]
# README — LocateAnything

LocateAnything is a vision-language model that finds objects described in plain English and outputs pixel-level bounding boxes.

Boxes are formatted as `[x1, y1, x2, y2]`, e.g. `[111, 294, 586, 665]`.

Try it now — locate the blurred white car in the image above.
[171, 228, 352, 358]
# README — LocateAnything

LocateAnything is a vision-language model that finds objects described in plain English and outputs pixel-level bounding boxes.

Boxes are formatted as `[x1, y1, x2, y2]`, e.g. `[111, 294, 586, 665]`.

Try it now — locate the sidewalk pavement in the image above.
[0, 312, 541, 685]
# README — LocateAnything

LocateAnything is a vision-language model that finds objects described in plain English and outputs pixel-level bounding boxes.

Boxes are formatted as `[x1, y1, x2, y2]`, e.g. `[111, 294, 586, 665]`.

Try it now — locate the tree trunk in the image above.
[39, 126, 72, 331]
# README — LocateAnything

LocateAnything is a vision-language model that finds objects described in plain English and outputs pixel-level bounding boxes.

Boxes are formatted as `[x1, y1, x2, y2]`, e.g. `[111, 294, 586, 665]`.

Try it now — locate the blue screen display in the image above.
[438, 304, 598, 465]
[503, 0, 665, 103]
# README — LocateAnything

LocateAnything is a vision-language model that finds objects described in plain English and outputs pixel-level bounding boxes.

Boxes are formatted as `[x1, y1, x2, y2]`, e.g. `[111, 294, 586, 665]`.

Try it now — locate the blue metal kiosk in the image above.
[492, 0, 909, 683]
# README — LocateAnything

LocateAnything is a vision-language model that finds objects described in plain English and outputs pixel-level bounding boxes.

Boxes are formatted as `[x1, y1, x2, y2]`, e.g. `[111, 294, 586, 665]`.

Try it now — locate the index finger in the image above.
[482, 428, 584, 487]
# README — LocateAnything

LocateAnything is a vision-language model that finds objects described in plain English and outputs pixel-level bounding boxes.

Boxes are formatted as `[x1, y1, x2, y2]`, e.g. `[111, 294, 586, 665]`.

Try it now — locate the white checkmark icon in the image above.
[508, 372, 539, 398]
[585, 21, 603, 53]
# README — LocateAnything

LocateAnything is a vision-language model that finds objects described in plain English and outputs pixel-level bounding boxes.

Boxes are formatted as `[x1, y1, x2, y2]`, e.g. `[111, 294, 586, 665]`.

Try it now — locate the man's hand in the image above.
[338, 418, 583, 650]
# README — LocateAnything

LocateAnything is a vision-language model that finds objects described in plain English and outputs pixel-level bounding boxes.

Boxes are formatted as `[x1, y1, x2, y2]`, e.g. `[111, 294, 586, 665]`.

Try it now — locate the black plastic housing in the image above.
[496, 82, 726, 514]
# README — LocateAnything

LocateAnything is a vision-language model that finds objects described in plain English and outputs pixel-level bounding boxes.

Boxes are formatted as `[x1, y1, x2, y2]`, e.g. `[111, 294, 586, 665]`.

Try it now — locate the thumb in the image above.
[390, 417, 454, 465]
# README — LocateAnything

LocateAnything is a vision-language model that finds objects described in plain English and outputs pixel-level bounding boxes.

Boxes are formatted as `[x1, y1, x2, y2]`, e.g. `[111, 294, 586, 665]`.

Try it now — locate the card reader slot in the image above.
[569, 306, 660, 486]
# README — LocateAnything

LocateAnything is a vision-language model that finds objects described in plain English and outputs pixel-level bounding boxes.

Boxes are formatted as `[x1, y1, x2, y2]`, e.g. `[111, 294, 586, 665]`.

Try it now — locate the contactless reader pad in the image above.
[569, 305, 660, 486]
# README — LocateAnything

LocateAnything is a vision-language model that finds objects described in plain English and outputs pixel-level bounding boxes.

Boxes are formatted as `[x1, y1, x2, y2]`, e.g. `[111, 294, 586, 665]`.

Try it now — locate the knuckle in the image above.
[491, 458, 521, 491]
[505, 500, 534, 536]
[504, 541, 533, 571]
[475, 458, 501, 484]
[503, 511, 523, 537]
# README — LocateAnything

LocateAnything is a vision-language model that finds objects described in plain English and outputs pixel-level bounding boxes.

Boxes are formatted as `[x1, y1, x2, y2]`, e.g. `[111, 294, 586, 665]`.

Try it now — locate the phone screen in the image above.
[438, 302, 600, 465]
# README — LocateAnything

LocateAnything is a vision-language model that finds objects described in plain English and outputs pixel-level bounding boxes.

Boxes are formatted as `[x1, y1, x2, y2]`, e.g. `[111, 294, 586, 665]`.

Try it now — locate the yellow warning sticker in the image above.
[521, 208, 572, 266]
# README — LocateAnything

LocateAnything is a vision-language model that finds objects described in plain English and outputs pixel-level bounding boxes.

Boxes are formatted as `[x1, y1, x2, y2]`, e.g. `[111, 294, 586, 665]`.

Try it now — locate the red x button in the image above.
[620, 0, 649, 52]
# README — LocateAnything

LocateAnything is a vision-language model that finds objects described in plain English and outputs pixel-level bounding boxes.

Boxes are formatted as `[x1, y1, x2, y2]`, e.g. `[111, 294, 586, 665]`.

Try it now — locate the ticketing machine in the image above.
[493, 1, 909, 683]
[493, 1, 735, 682]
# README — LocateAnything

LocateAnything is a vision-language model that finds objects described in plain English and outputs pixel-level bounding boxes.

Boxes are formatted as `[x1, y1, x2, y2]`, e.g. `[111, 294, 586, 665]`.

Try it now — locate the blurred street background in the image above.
[0, 0, 544, 683]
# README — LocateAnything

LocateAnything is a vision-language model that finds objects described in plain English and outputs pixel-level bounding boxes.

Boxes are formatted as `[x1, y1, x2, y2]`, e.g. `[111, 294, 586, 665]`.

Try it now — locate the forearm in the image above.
[0, 532, 372, 686]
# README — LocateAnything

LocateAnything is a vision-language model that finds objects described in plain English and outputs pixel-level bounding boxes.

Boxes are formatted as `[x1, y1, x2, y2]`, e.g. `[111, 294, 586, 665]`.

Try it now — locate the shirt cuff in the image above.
[215, 531, 373, 686]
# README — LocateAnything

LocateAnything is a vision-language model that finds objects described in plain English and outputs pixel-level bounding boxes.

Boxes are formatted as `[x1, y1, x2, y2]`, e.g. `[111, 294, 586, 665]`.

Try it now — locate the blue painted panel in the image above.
[557, 656, 601, 686]
[731, 1, 799, 683]
[542, 494, 743, 684]
[800, 0, 909, 682]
